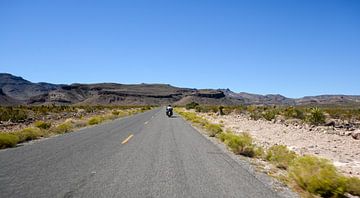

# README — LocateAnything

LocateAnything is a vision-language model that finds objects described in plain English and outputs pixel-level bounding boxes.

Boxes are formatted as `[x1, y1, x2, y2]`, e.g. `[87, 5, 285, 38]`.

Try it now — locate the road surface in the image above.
[0, 108, 282, 198]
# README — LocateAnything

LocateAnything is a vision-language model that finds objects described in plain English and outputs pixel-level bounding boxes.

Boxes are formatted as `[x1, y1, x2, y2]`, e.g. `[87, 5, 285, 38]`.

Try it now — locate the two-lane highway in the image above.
[0, 108, 281, 198]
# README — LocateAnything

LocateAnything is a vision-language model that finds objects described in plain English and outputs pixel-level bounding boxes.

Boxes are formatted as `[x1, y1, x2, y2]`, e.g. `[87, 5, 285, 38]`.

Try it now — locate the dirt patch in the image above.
[201, 112, 360, 178]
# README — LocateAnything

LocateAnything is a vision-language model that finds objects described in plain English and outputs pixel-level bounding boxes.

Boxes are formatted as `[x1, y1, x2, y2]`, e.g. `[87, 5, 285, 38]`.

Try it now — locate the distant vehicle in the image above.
[166, 105, 173, 117]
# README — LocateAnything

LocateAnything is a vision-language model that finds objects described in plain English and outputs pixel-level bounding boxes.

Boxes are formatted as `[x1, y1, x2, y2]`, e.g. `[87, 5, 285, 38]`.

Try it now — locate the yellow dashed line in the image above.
[121, 134, 134, 144]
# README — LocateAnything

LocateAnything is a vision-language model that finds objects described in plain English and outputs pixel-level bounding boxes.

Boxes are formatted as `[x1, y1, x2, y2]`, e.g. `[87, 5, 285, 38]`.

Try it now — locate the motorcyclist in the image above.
[166, 105, 173, 117]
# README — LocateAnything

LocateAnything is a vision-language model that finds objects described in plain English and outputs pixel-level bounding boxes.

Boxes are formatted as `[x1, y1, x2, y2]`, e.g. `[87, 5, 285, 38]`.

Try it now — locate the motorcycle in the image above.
[166, 108, 173, 117]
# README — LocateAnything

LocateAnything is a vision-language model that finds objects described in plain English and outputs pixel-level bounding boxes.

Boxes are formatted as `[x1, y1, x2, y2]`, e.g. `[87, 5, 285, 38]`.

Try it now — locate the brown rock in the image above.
[325, 120, 336, 127]
[351, 131, 360, 140]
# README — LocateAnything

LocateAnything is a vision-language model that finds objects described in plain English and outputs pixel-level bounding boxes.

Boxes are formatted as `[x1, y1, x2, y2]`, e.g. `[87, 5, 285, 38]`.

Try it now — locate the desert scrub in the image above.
[140, 106, 152, 111]
[34, 120, 52, 129]
[16, 127, 44, 142]
[306, 107, 326, 126]
[283, 107, 305, 120]
[224, 132, 255, 157]
[266, 145, 297, 170]
[51, 122, 73, 134]
[289, 155, 347, 197]
[102, 114, 118, 120]
[112, 110, 127, 117]
[0, 107, 28, 122]
[185, 102, 199, 110]
[73, 120, 88, 128]
[345, 177, 360, 196]
[205, 123, 223, 137]
[177, 111, 208, 126]
[218, 132, 232, 142]
[0, 133, 19, 149]
[194, 105, 218, 113]
[88, 116, 105, 125]
[262, 110, 277, 121]
[254, 146, 266, 159]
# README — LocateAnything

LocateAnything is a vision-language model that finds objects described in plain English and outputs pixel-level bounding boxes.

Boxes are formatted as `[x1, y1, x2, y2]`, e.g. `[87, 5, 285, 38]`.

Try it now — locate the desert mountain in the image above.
[0, 73, 359, 106]
[0, 73, 59, 102]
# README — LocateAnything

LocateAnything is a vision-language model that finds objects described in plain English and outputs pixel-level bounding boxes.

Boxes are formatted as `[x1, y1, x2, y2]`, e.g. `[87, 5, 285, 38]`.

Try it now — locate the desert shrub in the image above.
[16, 127, 44, 142]
[205, 123, 223, 137]
[250, 111, 262, 120]
[34, 121, 52, 129]
[51, 122, 73, 134]
[141, 106, 151, 111]
[283, 107, 305, 120]
[346, 177, 360, 196]
[289, 155, 347, 197]
[112, 110, 121, 116]
[218, 132, 232, 142]
[224, 132, 255, 157]
[306, 107, 326, 125]
[102, 114, 117, 120]
[185, 102, 199, 110]
[0, 107, 28, 122]
[88, 116, 104, 125]
[222, 106, 236, 115]
[254, 146, 266, 159]
[262, 110, 277, 121]
[194, 105, 218, 113]
[266, 145, 297, 169]
[0, 133, 19, 149]
[178, 111, 208, 126]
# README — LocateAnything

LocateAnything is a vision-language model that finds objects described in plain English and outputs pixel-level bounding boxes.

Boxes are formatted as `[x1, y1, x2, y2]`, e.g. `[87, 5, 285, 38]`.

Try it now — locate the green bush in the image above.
[88, 116, 104, 125]
[346, 177, 360, 196]
[289, 155, 347, 197]
[205, 123, 223, 137]
[218, 132, 232, 142]
[0, 133, 19, 149]
[16, 127, 43, 142]
[262, 110, 277, 121]
[306, 107, 326, 125]
[254, 146, 266, 159]
[266, 145, 297, 169]
[284, 107, 305, 120]
[0, 107, 28, 122]
[51, 122, 73, 134]
[177, 111, 208, 126]
[250, 112, 261, 120]
[224, 132, 255, 157]
[34, 121, 52, 129]
[185, 102, 199, 110]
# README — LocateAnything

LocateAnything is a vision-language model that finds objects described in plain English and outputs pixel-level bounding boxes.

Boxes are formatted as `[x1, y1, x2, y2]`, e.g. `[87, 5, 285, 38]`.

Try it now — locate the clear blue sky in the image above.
[1, 0, 359, 98]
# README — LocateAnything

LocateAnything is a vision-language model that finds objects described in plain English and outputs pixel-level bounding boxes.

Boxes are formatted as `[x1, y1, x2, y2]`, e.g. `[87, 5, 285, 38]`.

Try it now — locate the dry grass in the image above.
[266, 145, 297, 170]
[289, 155, 348, 197]
[0, 133, 19, 149]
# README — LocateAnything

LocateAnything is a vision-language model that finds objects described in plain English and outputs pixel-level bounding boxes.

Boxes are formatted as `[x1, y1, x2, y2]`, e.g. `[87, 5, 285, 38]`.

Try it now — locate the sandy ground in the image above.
[200, 112, 360, 177]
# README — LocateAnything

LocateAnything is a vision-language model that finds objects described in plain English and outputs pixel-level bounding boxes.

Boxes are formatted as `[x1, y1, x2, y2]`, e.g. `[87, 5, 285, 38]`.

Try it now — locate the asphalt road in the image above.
[0, 108, 281, 198]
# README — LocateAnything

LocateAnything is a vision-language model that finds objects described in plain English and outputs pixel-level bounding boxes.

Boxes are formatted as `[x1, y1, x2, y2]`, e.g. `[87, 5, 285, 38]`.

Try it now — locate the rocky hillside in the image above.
[1, 73, 359, 106]
[0, 73, 231, 106]
[0, 73, 59, 102]
[221, 89, 360, 106]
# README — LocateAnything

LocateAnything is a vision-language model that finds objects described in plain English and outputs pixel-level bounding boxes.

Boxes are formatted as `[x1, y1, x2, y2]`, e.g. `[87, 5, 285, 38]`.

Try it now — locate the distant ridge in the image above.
[0, 73, 359, 106]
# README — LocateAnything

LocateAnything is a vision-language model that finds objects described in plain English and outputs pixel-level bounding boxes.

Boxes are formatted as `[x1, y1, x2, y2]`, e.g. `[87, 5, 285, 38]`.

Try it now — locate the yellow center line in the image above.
[121, 134, 134, 144]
